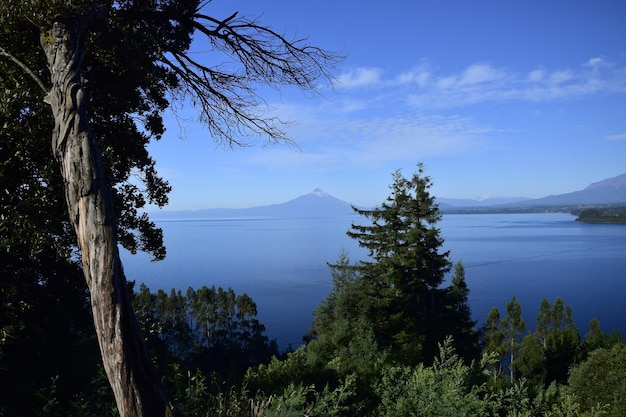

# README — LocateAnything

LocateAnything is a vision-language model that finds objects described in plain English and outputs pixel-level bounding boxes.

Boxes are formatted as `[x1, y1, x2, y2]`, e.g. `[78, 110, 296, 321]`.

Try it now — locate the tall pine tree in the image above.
[344, 164, 477, 364]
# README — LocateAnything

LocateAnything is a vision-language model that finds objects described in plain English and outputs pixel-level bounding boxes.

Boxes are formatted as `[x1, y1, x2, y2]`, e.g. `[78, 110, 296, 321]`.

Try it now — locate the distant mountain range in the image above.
[510, 172, 626, 207]
[436, 197, 531, 209]
[439, 172, 626, 212]
[151, 173, 626, 219]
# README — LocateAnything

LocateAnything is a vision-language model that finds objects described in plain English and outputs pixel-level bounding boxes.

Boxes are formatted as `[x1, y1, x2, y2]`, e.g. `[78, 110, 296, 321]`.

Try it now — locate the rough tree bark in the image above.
[40, 19, 170, 417]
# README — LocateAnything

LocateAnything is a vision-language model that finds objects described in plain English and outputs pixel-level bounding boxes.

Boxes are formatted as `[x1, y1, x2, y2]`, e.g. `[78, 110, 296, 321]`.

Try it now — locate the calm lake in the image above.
[120, 213, 626, 351]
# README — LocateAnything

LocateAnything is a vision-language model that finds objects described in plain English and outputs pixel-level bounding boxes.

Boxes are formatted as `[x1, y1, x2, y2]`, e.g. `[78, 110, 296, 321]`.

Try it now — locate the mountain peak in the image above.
[585, 173, 626, 190]
[508, 172, 626, 207]
[311, 188, 330, 198]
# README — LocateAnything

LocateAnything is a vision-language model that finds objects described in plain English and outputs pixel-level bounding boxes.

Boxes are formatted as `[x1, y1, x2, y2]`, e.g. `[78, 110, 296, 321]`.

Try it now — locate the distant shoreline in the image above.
[576, 219, 626, 224]
[441, 203, 626, 217]
[574, 207, 626, 225]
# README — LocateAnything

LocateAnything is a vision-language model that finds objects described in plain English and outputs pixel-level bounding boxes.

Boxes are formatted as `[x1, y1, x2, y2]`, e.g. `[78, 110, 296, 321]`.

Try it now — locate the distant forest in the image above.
[575, 207, 626, 224]
[442, 204, 626, 222]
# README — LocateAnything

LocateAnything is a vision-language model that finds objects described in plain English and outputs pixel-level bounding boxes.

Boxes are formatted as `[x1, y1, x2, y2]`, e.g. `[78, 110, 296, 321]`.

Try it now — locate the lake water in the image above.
[121, 213, 626, 351]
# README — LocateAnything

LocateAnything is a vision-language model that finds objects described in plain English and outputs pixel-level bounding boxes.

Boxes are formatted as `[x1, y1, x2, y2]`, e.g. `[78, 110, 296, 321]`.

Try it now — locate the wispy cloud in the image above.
[245, 111, 490, 171]
[607, 133, 626, 141]
[249, 56, 625, 174]
[335, 115, 489, 167]
[526, 69, 545, 82]
[412, 58, 625, 108]
[336, 57, 626, 109]
[395, 61, 433, 86]
[459, 63, 506, 85]
[336, 67, 383, 88]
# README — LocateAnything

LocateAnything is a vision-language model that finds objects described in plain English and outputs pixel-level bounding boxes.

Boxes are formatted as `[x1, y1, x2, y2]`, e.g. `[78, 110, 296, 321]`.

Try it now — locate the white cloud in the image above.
[607, 133, 626, 141]
[406, 63, 506, 93]
[459, 63, 505, 85]
[239, 57, 626, 173]
[549, 70, 573, 84]
[257, 109, 490, 170]
[585, 56, 604, 68]
[403, 58, 626, 109]
[527, 69, 545, 82]
[396, 69, 430, 85]
[436, 75, 458, 90]
[395, 62, 433, 86]
[336, 67, 383, 88]
[329, 59, 625, 110]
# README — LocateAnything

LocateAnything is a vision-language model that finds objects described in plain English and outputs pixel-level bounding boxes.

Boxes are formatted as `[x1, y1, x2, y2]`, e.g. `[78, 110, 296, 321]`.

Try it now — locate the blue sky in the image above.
[149, 0, 626, 210]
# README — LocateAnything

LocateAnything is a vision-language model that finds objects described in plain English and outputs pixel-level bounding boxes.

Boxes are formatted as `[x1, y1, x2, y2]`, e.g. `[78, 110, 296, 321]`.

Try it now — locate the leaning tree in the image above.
[0, 1, 340, 416]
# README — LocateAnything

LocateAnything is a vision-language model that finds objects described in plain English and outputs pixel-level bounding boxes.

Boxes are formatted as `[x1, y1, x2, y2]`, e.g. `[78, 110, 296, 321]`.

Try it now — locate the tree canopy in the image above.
[308, 166, 478, 374]
[0, 1, 341, 415]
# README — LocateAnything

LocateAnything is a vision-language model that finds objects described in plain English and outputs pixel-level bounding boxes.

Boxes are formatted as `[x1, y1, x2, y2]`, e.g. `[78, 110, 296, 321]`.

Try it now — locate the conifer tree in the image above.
[445, 261, 479, 360]
[584, 317, 622, 352]
[344, 164, 476, 364]
[308, 249, 385, 379]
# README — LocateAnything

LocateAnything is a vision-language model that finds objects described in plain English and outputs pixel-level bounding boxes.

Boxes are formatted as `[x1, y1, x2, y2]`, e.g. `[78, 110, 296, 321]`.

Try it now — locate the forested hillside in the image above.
[2, 167, 625, 416]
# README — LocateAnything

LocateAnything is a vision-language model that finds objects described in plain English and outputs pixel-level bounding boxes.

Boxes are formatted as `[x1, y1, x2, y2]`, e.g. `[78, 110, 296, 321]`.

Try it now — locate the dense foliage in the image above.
[569, 342, 626, 415]
[1, 1, 341, 414]
[133, 284, 278, 381]
[575, 207, 626, 224]
[317, 165, 479, 366]
[2, 165, 625, 415]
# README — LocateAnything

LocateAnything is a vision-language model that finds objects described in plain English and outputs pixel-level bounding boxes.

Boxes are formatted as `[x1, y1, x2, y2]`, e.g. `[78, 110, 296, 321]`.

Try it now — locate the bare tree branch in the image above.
[193, 12, 336, 89]
[0, 46, 49, 95]
[157, 10, 342, 147]
[160, 52, 291, 148]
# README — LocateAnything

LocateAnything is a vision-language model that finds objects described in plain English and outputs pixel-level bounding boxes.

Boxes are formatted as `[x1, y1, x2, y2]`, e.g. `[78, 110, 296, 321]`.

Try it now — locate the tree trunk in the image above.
[40, 20, 170, 417]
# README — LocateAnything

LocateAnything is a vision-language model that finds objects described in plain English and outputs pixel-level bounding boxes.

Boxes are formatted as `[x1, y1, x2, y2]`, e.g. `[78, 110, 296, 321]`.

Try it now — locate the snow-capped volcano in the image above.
[311, 188, 331, 198]
[152, 189, 355, 219]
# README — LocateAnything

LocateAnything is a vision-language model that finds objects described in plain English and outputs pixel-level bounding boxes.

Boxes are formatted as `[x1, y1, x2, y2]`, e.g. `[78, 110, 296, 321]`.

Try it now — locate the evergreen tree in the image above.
[133, 284, 277, 386]
[0, 41, 110, 414]
[444, 261, 480, 361]
[584, 317, 623, 352]
[307, 250, 387, 381]
[0, 250, 106, 415]
[339, 165, 477, 364]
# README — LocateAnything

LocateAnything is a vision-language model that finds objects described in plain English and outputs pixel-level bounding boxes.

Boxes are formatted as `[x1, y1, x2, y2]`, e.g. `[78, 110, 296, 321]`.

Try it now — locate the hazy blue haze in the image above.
[121, 213, 626, 351]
